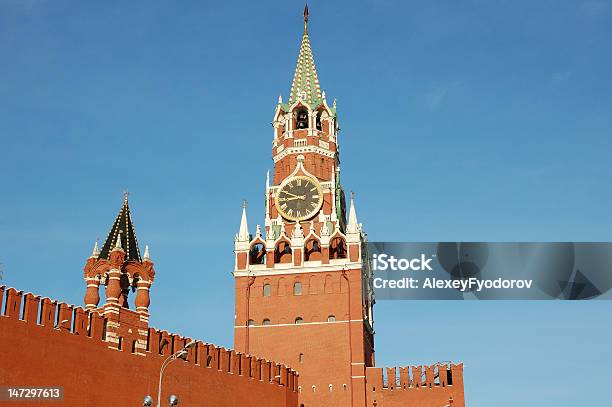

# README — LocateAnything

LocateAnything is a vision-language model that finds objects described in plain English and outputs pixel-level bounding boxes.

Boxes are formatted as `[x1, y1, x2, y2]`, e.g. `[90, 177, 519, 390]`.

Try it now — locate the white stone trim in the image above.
[234, 319, 363, 328]
[273, 145, 335, 163]
[233, 261, 363, 276]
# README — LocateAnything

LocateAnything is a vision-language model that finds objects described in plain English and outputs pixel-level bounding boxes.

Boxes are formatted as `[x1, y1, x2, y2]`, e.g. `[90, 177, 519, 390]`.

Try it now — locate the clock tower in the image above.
[233, 6, 375, 407]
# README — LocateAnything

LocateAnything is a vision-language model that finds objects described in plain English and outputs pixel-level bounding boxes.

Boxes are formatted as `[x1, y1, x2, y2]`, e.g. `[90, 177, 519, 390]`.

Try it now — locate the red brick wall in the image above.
[272, 126, 337, 185]
[234, 268, 374, 407]
[0, 286, 298, 407]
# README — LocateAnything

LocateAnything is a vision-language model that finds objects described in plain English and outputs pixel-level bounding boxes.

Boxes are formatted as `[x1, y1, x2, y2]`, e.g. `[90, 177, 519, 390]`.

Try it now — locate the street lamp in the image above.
[156, 340, 197, 407]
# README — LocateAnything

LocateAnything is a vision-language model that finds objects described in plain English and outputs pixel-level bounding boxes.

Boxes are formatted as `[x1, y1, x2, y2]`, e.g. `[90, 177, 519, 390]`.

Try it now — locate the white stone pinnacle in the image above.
[237, 202, 250, 242]
[115, 231, 123, 250]
[347, 193, 359, 234]
[293, 222, 304, 238]
[91, 239, 100, 257]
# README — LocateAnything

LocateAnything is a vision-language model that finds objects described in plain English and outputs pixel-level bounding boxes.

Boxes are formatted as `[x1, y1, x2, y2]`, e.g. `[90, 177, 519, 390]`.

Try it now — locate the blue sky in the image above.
[1, 1, 611, 405]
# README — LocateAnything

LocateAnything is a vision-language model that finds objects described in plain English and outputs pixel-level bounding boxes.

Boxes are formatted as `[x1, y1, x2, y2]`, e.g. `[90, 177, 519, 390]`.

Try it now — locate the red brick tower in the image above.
[83, 193, 156, 354]
[233, 6, 375, 407]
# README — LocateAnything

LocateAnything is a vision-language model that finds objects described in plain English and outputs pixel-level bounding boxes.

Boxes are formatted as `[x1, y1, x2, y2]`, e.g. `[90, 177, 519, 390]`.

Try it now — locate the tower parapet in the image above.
[366, 364, 465, 407]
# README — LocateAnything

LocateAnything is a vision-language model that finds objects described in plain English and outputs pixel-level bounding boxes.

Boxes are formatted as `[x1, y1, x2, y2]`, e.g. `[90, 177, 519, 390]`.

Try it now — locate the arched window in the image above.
[304, 238, 322, 261]
[324, 274, 334, 293]
[247, 319, 255, 327]
[296, 109, 308, 129]
[299, 353, 304, 363]
[275, 241, 292, 264]
[327, 315, 336, 322]
[294, 281, 302, 295]
[263, 283, 271, 297]
[249, 243, 266, 265]
[132, 274, 140, 291]
[262, 318, 271, 326]
[295, 317, 304, 324]
[330, 237, 347, 259]
[316, 113, 322, 131]
[308, 275, 319, 294]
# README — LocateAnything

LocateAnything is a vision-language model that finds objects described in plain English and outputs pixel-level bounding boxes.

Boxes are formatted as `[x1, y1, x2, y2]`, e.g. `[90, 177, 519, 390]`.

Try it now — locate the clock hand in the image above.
[282, 191, 302, 198]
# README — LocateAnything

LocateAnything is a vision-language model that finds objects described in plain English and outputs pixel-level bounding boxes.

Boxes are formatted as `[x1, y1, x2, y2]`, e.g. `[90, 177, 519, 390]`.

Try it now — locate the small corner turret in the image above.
[82, 192, 155, 354]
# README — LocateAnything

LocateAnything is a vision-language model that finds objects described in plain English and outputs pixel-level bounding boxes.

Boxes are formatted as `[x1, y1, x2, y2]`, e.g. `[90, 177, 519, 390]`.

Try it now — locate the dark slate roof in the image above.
[98, 194, 142, 262]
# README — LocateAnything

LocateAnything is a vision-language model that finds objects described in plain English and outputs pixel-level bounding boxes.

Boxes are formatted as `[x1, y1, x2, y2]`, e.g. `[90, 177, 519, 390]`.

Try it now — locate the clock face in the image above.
[275, 176, 323, 221]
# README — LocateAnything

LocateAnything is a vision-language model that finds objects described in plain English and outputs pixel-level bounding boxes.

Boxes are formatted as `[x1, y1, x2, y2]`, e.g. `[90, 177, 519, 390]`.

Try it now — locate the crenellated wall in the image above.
[0, 283, 465, 407]
[0, 286, 299, 407]
[366, 364, 465, 407]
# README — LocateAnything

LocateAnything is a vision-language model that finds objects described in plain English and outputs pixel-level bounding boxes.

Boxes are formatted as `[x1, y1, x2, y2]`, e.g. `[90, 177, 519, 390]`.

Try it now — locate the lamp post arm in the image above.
[156, 342, 196, 407]
[157, 354, 178, 407]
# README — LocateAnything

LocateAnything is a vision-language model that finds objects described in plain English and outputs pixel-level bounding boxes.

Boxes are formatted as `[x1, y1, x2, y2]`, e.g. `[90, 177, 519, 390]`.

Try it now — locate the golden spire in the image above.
[303, 4, 309, 34]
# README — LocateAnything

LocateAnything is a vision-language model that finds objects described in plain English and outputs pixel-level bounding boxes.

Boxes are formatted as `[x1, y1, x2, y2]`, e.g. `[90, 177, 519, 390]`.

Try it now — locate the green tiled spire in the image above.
[288, 5, 323, 107]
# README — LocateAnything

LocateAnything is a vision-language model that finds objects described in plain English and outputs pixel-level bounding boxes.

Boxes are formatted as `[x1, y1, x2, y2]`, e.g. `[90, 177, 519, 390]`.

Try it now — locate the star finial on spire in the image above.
[303, 4, 309, 34]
